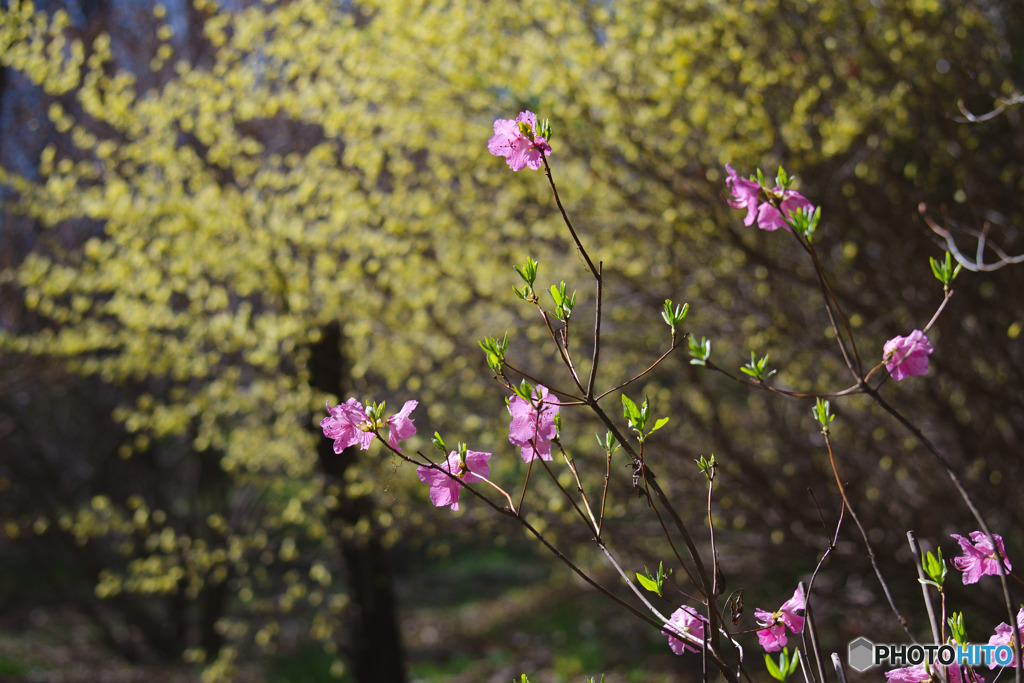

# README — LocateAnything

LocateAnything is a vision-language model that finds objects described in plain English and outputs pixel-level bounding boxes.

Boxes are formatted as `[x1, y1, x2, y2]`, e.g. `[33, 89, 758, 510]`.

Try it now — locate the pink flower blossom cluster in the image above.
[320, 398, 494, 511]
[724, 164, 814, 232]
[320, 398, 417, 453]
[415, 382, 558, 510]
[321, 384, 559, 512]
[488, 111, 552, 171]
[755, 585, 806, 652]
[883, 329, 935, 381]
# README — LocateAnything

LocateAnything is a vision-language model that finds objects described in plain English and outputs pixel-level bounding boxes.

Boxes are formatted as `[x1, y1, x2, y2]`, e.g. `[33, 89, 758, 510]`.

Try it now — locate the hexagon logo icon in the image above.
[848, 637, 875, 672]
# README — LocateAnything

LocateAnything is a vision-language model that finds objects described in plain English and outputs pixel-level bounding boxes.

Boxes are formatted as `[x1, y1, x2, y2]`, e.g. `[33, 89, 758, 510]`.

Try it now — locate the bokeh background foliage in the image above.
[1, 0, 1022, 680]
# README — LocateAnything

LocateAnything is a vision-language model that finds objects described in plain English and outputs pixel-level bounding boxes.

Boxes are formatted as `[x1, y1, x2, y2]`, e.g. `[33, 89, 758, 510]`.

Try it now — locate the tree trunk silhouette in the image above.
[309, 323, 407, 683]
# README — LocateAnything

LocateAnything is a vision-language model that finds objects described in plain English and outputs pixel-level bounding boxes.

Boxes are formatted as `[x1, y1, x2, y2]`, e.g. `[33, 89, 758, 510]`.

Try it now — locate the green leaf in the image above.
[776, 167, 792, 191]
[765, 652, 783, 680]
[622, 394, 641, 423]
[695, 454, 717, 479]
[813, 398, 835, 429]
[513, 257, 538, 285]
[948, 612, 967, 645]
[688, 336, 711, 365]
[549, 283, 564, 306]
[431, 431, 446, 452]
[661, 299, 689, 330]
[922, 548, 946, 587]
[513, 380, 534, 401]
[785, 649, 800, 676]
[650, 416, 670, 433]
[636, 572, 660, 595]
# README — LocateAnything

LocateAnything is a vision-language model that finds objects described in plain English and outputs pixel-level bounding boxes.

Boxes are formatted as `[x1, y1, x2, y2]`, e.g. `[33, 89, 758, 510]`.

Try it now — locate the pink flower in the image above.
[986, 608, 1024, 669]
[321, 398, 373, 453]
[725, 163, 763, 226]
[508, 384, 559, 462]
[755, 585, 806, 652]
[755, 189, 814, 232]
[386, 400, 418, 451]
[885, 664, 931, 682]
[883, 330, 934, 381]
[663, 605, 707, 655]
[320, 398, 418, 453]
[756, 623, 788, 653]
[950, 531, 1012, 584]
[725, 164, 815, 231]
[885, 664, 983, 682]
[488, 111, 552, 171]
[416, 449, 491, 511]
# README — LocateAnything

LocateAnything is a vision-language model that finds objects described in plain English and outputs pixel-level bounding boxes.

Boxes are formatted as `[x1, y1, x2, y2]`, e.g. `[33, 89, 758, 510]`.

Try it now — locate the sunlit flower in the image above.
[755, 585, 805, 652]
[883, 330, 934, 381]
[950, 531, 1012, 585]
[725, 163, 763, 227]
[508, 384, 559, 462]
[725, 164, 814, 232]
[986, 608, 1024, 669]
[386, 400, 418, 451]
[417, 449, 491, 511]
[885, 663, 983, 682]
[321, 398, 417, 453]
[488, 110, 552, 171]
[755, 189, 814, 232]
[885, 664, 931, 682]
[664, 605, 707, 655]
[321, 398, 373, 453]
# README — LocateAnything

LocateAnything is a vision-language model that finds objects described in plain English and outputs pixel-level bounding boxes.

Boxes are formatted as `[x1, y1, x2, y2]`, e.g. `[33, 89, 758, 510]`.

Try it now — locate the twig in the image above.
[598, 443, 612, 537]
[586, 261, 603, 398]
[831, 653, 848, 683]
[822, 432, 915, 639]
[803, 491, 843, 683]
[907, 531, 943, 648]
[801, 581, 827, 683]
[542, 155, 599, 278]
[595, 336, 685, 401]
[954, 92, 1023, 123]
[706, 462, 720, 597]
[919, 203, 1024, 272]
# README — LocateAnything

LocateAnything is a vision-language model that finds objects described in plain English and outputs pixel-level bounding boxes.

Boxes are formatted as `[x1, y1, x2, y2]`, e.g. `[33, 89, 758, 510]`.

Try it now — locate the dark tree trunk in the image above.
[309, 323, 408, 683]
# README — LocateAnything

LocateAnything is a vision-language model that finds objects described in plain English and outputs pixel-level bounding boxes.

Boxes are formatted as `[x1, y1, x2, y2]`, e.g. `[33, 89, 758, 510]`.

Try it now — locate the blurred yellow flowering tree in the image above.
[1, 0, 1021, 679]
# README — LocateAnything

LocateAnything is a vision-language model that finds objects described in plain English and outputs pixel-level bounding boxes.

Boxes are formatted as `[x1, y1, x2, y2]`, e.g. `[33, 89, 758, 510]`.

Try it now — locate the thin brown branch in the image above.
[822, 432, 915, 639]
[595, 336, 685, 401]
[586, 261, 603, 398]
